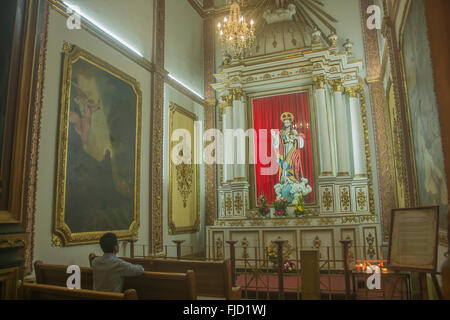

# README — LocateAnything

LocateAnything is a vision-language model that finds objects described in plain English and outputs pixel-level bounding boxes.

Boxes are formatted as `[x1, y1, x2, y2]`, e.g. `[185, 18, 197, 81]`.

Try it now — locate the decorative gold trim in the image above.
[168, 102, 201, 235]
[0, 234, 27, 249]
[328, 79, 344, 93]
[358, 83, 376, 215]
[53, 43, 141, 246]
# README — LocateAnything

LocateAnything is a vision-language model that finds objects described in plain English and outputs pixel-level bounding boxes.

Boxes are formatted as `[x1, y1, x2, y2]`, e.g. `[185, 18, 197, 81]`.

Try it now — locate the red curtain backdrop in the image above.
[252, 92, 314, 204]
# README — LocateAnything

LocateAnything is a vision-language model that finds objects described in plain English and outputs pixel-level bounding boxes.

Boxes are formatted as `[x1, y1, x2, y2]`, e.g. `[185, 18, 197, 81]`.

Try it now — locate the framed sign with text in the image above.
[388, 206, 439, 272]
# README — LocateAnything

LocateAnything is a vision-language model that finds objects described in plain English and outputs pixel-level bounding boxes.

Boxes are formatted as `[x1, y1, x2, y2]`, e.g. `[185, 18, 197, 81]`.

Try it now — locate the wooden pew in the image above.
[21, 283, 137, 300]
[90, 255, 241, 300]
[34, 261, 94, 290]
[123, 270, 197, 300]
[35, 260, 197, 300]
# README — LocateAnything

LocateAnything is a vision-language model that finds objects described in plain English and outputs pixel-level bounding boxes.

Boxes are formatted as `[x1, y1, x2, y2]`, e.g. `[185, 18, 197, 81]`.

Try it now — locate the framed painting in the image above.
[388, 206, 439, 272]
[250, 91, 317, 206]
[53, 43, 141, 246]
[168, 102, 200, 235]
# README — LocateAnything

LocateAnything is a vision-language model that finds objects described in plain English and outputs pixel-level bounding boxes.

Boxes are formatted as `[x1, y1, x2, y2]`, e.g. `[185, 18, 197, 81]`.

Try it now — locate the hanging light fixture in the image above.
[217, 0, 255, 59]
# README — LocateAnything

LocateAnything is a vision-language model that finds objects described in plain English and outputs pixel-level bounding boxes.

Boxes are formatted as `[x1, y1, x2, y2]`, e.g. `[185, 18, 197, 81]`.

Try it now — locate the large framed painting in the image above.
[53, 43, 141, 246]
[250, 91, 316, 206]
[168, 102, 200, 235]
[400, 0, 448, 243]
[388, 206, 439, 272]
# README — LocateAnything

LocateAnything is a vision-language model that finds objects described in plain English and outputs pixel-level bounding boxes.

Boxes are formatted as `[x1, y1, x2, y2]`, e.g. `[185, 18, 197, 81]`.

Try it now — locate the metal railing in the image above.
[127, 240, 410, 300]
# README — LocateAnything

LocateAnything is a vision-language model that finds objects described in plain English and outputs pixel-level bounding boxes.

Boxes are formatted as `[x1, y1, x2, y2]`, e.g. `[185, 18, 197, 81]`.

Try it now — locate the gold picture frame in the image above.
[168, 102, 200, 235]
[53, 43, 141, 246]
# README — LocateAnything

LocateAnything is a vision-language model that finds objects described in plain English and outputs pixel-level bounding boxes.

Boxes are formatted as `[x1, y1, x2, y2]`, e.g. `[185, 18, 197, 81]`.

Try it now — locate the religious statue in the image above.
[272, 112, 312, 203]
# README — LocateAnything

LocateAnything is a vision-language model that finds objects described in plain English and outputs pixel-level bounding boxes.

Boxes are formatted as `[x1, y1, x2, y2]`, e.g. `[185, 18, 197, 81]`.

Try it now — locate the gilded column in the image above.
[346, 85, 367, 177]
[330, 79, 351, 177]
[150, 0, 165, 253]
[313, 75, 333, 176]
[203, 0, 217, 226]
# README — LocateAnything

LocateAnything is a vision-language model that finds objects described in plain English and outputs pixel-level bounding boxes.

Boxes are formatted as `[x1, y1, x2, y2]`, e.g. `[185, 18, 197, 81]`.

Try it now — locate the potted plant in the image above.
[266, 247, 278, 267]
[294, 194, 307, 217]
[282, 261, 295, 273]
[273, 198, 289, 217]
[257, 193, 270, 217]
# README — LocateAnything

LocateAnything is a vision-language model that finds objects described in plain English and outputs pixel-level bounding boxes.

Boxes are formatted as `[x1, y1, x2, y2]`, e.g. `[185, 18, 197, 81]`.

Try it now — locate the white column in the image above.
[223, 95, 234, 183]
[313, 76, 333, 176]
[347, 86, 367, 177]
[330, 79, 351, 177]
[233, 89, 246, 179]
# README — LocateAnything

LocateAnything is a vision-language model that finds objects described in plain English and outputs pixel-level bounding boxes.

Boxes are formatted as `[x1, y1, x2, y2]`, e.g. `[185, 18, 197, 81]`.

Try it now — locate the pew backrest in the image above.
[123, 270, 197, 300]
[111, 256, 240, 299]
[21, 283, 137, 300]
[34, 260, 93, 290]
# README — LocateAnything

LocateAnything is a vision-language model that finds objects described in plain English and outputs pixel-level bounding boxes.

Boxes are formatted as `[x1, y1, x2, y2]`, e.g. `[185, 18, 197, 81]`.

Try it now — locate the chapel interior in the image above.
[0, 0, 449, 301]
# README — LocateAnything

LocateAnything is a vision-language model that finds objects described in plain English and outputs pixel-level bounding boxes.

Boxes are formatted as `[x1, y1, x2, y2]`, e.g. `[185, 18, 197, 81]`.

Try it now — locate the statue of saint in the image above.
[272, 112, 312, 203]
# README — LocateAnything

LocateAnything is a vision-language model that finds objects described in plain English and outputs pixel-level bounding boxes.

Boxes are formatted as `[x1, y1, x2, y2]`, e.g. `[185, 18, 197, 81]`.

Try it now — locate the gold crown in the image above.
[280, 112, 295, 122]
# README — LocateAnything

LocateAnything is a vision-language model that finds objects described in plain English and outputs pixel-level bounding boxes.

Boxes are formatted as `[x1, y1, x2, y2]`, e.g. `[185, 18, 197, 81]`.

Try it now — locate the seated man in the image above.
[92, 233, 144, 293]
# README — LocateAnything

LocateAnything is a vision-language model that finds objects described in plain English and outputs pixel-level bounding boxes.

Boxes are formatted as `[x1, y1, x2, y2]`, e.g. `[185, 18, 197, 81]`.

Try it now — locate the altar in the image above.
[206, 7, 382, 268]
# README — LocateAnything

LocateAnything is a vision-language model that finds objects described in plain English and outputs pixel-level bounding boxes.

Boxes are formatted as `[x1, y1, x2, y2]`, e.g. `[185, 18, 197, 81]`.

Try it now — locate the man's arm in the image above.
[117, 259, 145, 277]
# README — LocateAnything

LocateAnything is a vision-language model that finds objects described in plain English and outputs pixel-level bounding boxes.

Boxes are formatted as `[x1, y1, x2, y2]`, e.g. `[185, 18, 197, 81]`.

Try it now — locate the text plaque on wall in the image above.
[388, 206, 439, 272]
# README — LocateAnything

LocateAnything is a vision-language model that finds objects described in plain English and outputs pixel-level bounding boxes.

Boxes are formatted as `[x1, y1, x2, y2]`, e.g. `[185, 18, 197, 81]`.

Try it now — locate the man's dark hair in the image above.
[100, 233, 118, 253]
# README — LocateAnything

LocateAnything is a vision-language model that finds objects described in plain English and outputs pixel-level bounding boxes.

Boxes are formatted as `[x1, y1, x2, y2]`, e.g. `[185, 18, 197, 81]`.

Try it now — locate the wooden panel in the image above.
[0, 267, 20, 299]
[300, 250, 320, 300]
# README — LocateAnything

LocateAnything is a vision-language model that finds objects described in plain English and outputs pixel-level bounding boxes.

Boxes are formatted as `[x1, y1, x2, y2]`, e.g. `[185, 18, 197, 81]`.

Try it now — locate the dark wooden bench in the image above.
[21, 283, 137, 300]
[90, 255, 241, 300]
[35, 260, 197, 300]
[123, 270, 196, 300]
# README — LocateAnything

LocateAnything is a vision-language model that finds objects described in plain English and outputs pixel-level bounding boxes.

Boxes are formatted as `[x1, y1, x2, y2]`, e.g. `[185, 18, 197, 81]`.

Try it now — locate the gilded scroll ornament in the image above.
[357, 189, 367, 211]
[225, 195, 233, 215]
[340, 188, 351, 211]
[322, 187, 333, 211]
[241, 237, 249, 260]
[234, 194, 243, 213]
[216, 238, 224, 259]
[366, 232, 376, 259]
[176, 161, 193, 208]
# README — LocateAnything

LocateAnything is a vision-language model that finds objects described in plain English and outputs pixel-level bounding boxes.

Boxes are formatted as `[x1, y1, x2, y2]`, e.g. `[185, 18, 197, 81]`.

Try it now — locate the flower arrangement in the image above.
[266, 247, 277, 264]
[273, 198, 289, 217]
[257, 193, 270, 217]
[282, 261, 295, 273]
[294, 194, 307, 217]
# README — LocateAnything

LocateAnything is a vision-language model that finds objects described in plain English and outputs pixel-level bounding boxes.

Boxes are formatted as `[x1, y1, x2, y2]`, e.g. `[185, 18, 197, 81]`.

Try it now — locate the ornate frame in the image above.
[168, 102, 201, 235]
[388, 206, 439, 272]
[53, 43, 142, 246]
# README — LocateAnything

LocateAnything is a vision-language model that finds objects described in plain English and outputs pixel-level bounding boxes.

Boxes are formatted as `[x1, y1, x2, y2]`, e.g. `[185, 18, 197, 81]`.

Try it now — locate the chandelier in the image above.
[217, 0, 255, 59]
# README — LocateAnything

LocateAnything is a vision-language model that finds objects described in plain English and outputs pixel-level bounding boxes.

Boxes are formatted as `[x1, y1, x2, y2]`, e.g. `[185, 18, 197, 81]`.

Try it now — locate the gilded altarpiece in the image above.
[168, 103, 200, 235]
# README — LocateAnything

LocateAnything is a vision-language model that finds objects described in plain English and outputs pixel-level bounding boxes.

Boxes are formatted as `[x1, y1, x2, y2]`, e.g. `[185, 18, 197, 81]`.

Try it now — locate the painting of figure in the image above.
[402, 0, 448, 234]
[54, 44, 141, 246]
